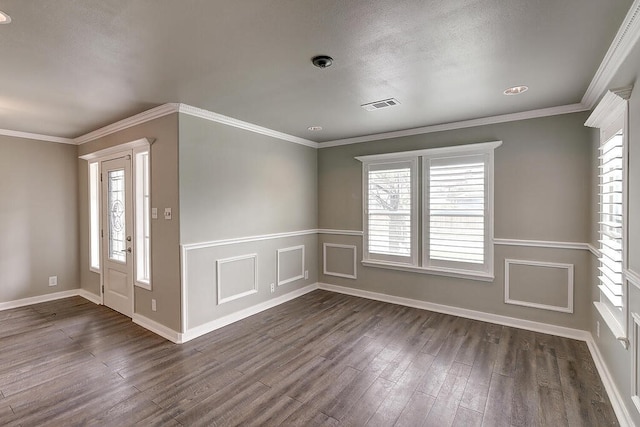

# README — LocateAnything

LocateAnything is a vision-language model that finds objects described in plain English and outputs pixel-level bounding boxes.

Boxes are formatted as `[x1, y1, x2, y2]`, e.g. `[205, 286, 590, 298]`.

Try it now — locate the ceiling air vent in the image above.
[361, 98, 401, 111]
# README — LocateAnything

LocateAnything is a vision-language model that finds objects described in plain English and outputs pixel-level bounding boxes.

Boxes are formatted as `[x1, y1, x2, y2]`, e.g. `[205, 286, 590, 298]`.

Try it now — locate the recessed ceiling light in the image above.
[503, 85, 528, 95]
[308, 126, 323, 131]
[0, 11, 11, 24]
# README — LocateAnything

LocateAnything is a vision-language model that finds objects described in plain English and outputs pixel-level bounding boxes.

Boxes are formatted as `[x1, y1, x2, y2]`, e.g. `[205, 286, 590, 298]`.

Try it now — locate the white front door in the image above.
[101, 156, 133, 317]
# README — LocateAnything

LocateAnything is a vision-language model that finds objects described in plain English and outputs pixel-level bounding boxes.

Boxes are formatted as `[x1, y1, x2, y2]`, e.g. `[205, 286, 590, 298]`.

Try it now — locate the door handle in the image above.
[127, 247, 132, 253]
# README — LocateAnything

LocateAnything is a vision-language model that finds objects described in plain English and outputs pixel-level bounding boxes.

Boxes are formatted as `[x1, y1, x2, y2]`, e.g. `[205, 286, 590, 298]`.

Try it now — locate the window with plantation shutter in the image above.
[425, 154, 489, 273]
[363, 159, 418, 265]
[585, 86, 630, 343]
[358, 141, 498, 280]
[598, 132, 624, 309]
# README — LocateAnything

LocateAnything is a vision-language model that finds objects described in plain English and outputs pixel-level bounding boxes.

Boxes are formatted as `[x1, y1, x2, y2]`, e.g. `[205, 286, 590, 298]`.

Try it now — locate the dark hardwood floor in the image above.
[0, 290, 618, 426]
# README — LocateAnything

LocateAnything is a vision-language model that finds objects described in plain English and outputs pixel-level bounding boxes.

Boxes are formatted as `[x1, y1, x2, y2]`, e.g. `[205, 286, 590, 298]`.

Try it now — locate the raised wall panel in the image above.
[504, 259, 574, 313]
[216, 254, 258, 305]
[277, 245, 305, 286]
[323, 243, 357, 279]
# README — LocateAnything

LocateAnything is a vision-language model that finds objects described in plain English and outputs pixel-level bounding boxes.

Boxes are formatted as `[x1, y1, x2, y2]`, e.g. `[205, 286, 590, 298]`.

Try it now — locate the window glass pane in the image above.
[368, 167, 412, 256]
[429, 160, 485, 264]
[108, 169, 126, 263]
[89, 162, 100, 270]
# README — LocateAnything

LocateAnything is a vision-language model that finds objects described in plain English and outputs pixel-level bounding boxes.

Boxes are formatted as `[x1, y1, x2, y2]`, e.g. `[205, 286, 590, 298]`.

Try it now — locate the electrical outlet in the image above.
[151, 208, 158, 219]
[270, 283, 275, 293]
[151, 299, 157, 312]
[48, 276, 57, 287]
[304, 270, 308, 280]
[596, 320, 600, 338]
[164, 208, 172, 220]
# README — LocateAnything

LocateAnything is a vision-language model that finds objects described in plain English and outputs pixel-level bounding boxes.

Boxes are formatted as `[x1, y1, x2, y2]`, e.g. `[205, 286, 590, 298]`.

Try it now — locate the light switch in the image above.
[164, 208, 172, 220]
[151, 208, 158, 219]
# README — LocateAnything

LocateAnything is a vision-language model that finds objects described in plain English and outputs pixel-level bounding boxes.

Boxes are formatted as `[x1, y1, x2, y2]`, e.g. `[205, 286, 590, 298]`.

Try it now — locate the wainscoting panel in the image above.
[277, 245, 305, 286]
[216, 254, 258, 305]
[504, 258, 574, 313]
[323, 243, 357, 279]
[181, 231, 318, 332]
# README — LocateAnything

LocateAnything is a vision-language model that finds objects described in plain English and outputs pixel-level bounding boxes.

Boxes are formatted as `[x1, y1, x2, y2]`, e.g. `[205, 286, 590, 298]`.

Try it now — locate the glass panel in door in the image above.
[108, 169, 126, 262]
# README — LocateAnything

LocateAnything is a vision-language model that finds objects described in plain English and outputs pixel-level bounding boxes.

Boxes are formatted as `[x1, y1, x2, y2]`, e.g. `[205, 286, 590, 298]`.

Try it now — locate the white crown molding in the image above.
[319, 103, 588, 148]
[74, 104, 177, 145]
[585, 86, 633, 128]
[0, 128, 75, 145]
[176, 103, 318, 149]
[582, 0, 640, 109]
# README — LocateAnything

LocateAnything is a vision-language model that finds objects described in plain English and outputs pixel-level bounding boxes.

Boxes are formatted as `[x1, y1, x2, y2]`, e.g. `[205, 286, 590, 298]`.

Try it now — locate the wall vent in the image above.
[361, 98, 401, 111]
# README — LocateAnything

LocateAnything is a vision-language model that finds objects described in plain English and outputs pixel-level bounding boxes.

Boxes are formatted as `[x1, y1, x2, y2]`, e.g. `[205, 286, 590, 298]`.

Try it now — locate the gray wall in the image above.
[318, 112, 593, 330]
[179, 115, 317, 243]
[0, 136, 79, 302]
[78, 113, 181, 331]
[178, 114, 318, 332]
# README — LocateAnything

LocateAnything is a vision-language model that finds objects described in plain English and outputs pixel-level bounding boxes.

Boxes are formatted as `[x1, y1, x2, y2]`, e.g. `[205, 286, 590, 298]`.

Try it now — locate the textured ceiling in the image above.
[0, 0, 633, 142]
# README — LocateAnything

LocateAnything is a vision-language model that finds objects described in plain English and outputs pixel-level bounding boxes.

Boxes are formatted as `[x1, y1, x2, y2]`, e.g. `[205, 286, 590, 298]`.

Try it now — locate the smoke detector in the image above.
[361, 98, 401, 111]
[312, 55, 333, 69]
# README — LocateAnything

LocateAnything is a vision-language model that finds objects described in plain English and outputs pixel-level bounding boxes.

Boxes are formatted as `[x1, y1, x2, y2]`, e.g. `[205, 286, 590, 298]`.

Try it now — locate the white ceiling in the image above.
[0, 0, 634, 143]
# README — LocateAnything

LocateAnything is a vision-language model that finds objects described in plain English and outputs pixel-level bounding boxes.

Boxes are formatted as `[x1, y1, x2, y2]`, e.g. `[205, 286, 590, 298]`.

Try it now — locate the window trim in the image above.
[357, 140, 501, 281]
[586, 87, 631, 346]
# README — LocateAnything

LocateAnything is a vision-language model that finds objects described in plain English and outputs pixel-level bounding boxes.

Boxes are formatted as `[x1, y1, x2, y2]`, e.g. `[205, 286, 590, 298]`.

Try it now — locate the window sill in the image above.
[361, 260, 494, 282]
[594, 301, 628, 349]
[89, 267, 100, 274]
[135, 280, 152, 291]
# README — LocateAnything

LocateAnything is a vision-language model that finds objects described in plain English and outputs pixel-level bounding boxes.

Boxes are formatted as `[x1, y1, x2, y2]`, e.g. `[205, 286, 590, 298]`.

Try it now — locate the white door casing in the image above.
[101, 156, 133, 317]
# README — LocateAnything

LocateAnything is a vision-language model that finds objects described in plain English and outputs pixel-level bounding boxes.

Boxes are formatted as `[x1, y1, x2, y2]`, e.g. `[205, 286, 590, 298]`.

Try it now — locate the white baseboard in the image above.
[317, 283, 591, 341]
[181, 283, 319, 343]
[586, 337, 634, 427]
[0, 289, 81, 311]
[78, 289, 101, 305]
[132, 313, 182, 344]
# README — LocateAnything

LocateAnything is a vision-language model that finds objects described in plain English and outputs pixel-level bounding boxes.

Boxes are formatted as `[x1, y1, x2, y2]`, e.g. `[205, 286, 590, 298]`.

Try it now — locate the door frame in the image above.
[80, 137, 153, 317]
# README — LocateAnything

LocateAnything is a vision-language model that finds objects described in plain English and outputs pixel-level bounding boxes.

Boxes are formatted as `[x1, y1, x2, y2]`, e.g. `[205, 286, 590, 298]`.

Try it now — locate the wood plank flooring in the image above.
[0, 290, 618, 426]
